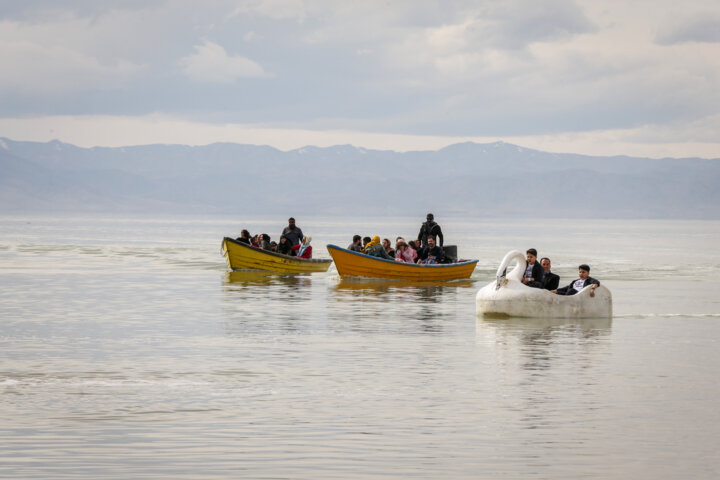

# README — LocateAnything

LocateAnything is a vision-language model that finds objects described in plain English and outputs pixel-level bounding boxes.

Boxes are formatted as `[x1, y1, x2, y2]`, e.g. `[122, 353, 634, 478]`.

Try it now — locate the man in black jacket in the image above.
[522, 248, 544, 287]
[539, 257, 560, 290]
[417, 213, 443, 248]
[553, 264, 600, 296]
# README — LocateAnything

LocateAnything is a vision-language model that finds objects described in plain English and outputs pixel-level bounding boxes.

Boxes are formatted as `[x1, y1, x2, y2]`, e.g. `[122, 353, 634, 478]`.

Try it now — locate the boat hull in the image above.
[222, 237, 332, 273]
[476, 281, 612, 318]
[326, 244, 477, 280]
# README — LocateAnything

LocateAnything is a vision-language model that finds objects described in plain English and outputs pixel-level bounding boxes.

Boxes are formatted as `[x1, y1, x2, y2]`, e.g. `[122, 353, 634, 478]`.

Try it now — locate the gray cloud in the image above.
[656, 15, 720, 45]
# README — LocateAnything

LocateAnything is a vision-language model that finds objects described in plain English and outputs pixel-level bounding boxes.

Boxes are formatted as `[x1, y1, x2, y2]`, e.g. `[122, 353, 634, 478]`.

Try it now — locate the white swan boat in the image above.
[476, 250, 612, 318]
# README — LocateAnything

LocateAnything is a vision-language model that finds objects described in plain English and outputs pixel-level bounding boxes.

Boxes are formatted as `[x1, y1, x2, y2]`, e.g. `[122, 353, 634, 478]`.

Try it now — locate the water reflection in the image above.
[223, 270, 313, 288]
[477, 316, 613, 432]
[327, 278, 477, 333]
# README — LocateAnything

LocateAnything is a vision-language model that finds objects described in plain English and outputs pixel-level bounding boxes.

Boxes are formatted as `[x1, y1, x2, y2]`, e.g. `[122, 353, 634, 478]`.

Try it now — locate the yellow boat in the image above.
[326, 244, 478, 280]
[222, 237, 332, 273]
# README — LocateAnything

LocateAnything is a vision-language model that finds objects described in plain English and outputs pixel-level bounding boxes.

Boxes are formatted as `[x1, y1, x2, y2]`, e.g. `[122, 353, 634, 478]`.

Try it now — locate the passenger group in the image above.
[236, 217, 313, 259]
[236, 214, 602, 294]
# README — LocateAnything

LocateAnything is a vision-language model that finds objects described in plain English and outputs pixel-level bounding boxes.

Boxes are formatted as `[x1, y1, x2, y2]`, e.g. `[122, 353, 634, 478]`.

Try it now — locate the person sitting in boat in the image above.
[420, 253, 439, 264]
[362, 236, 372, 252]
[364, 235, 394, 260]
[417, 213, 444, 248]
[236, 229, 251, 245]
[259, 233, 272, 251]
[270, 241, 278, 252]
[395, 239, 417, 263]
[522, 248, 544, 287]
[382, 238, 395, 257]
[251, 234, 260, 247]
[291, 236, 313, 258]
[416, 236, 444, 264]
[552, 264, 600, 297]
[539, 257, 560, 290]
[348, 235, 363, 252]
[277, 235, 294, 256]
[281, 217, 304, 247]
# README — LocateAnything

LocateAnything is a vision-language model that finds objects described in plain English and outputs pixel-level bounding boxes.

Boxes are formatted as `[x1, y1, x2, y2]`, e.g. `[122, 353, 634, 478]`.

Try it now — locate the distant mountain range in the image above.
[1, 137, 719, 218]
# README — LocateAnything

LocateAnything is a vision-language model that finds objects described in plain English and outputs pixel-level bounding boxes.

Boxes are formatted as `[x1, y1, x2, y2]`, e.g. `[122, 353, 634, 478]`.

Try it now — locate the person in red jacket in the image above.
[292, 236, 313, 258]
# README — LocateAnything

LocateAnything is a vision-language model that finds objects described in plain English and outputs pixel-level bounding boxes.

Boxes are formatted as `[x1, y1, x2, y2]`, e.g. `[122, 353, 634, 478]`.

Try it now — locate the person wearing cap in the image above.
[280, 217, 304, 247]
[394, 239, 417, 263]
[417, 213, 443, 248]
[291, 236, 313, 258]
[522, 248, 544, 287]
[553, 264, 601, 297]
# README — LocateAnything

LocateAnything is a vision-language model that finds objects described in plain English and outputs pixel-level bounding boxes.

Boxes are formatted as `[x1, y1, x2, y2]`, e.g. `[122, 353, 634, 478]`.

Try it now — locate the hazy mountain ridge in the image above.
[1, 138, 718, 218]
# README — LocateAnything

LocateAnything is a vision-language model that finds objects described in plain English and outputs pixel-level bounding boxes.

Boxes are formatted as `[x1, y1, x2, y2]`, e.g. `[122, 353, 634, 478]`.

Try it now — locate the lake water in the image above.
[1, 215, 719, 479]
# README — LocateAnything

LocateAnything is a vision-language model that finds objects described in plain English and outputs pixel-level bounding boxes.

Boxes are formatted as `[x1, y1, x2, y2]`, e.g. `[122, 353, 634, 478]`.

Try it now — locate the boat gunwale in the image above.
[326, 244, 478, 268]
[223, 237, 332, 264]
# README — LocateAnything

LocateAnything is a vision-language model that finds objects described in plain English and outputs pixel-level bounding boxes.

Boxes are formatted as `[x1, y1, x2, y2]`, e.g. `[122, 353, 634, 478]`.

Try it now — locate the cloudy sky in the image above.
[1, 0, 719, 157]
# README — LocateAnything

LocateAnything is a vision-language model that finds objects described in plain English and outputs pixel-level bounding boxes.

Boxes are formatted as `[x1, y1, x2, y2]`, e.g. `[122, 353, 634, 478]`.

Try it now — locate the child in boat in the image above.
[552, 264, 600, 297]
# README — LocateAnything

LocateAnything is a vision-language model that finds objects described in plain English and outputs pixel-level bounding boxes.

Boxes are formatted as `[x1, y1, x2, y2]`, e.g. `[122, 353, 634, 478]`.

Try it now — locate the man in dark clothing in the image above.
[348, 234, 363, 252]
[553, 264, 600, 296]
[416, 236, 444, 264]
[539, 257, 560, 291]
[417, 213, 443, 248]
[522, 248, 544, 287]
[280, 217, 304, 247]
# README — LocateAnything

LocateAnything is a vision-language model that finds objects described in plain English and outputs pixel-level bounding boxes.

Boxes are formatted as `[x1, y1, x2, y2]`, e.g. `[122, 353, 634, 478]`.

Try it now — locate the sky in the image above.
[1, 0, 719, 158]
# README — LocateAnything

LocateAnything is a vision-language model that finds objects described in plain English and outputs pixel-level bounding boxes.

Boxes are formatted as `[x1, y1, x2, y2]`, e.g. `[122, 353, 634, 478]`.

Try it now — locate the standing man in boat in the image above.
[281, 217, 304, 247]
[417, 213, 444, 248]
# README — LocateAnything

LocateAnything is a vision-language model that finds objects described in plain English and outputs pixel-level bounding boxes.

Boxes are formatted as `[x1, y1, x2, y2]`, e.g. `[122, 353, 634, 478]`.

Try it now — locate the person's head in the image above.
[241, 229, 250, 239]
[396, 236, 405, 243]
[270, 241, 277, 250]
[252, 234, 258, 242]
[279, 236, 287, 244]
[526, 248, 538, 264]
[382, 238, 391, 249]
[396, 240, 407, 251]
[541, 257, 551, 272]
[288, 217, 295, 226]
[427, 236, 436, 247]
[262, 233, 270, 242]
[408, 240, 417, 249]
[258, 234, 264, 242]
[578, 264, 590, 279]
[353, 234, 362, 245]
[426, 213, 434, 221]
[302, 236, 311, 245]
[363, 236, 371, 246]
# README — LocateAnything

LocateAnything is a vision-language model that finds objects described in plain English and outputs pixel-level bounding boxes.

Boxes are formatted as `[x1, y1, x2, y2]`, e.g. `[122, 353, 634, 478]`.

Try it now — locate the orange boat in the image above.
[326, 244, 477, 280]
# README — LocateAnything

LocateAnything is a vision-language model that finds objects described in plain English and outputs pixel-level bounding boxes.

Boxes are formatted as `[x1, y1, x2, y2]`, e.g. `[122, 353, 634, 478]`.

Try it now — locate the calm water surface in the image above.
[1, 215, 719, 479]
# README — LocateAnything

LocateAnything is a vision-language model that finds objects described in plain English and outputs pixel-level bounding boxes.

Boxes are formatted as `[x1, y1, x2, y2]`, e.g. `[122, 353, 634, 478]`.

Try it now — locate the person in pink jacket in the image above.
[394, 239, 417, 263]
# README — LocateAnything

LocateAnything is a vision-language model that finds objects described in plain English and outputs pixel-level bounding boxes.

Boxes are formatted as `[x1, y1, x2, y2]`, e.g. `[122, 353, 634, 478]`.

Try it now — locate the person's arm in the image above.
[437, 226, 444, 247]
[546, 274, 560, 291]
